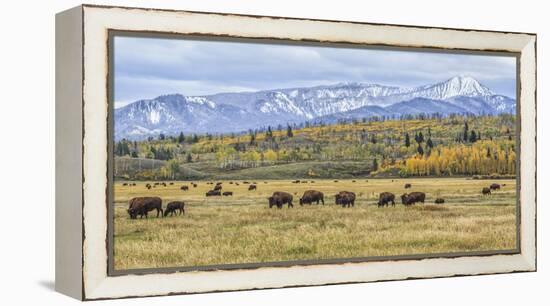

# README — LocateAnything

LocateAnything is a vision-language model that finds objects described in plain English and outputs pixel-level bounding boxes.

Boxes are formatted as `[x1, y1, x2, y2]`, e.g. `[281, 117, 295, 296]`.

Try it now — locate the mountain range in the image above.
[114, 76, 515, 140]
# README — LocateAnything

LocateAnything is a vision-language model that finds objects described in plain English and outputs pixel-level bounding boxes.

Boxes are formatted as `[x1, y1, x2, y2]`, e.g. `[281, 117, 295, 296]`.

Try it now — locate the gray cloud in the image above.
[114, 36, 517, 106]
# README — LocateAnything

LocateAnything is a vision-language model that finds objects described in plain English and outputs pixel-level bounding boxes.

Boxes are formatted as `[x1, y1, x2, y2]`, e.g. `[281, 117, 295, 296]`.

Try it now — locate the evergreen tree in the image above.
[405, 133, 410, 147]
[426, 138, 434, 149]
[186, 152, 193, 163]
[159, 133, 165, 141]
[469, 130, 477, 143]
[177, 132, 185, 144]
[417, 143, 424, 156]
[417, 131, 424, 143]
[372, 158, 378, 171]
[286, 125, 293, 137]
[370, 133, 377, 144]
[463, 121, 469, 142]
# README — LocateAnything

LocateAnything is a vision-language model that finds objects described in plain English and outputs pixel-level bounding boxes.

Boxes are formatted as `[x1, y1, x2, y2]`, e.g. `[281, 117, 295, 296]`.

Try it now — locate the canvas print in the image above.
[111, 35, 518, 271]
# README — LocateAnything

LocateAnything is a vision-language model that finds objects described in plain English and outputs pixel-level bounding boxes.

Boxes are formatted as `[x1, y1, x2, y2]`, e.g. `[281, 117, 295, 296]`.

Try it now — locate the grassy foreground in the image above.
[113, 178, 517, 270]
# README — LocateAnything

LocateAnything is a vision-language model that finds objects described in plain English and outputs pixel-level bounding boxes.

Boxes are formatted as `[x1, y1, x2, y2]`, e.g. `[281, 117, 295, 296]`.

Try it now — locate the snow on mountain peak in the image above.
[434, 75, 494, 99]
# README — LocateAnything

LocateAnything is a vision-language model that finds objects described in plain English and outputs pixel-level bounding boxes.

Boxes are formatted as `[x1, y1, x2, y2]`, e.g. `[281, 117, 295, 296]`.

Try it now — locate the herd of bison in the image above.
[123, 181, 505, 219]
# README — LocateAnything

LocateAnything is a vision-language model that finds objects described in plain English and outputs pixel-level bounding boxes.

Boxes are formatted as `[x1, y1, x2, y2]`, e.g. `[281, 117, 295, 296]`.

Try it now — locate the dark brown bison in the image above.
[299, 190, 325, 205]
[378, 192, 396, 207]
[335, 191, 356, 208]
[180, 185, 189, 191]
[268, 191, 293, 208]
[292, 180, 300, 184]
[169, 182, 174, 185]
[128, 197, 163, 219]
[235, 183, 240, 186]
[434, 198, 445, 204]
[222, 191, 233, 196]
[122, 183, 128, 186]
[145, 183, 151, 189]
[401, 192, 426, 205]
[490, 183, 501, 190]
[192, 183, 198, 188]
[164, 201, 185, 217]
[404, 183, 412, 189]
[248, 184, 257, 191]
[216, 182, 222, 185]
[352, 180, 356, 183]
[243, 181, 250, 184]
[214, 184, 223, 191]
[229, 181, 234, 184]
[482, 187, 491, 195]
[206, 190, 221, 197]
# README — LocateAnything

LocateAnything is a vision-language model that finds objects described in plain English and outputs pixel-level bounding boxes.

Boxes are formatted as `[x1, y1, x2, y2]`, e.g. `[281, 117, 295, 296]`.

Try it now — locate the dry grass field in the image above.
[113, 178, 517, 270]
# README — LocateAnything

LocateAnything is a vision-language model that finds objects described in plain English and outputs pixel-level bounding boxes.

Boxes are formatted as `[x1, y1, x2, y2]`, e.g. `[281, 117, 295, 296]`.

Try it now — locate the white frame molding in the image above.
[55, 4, 536, 300]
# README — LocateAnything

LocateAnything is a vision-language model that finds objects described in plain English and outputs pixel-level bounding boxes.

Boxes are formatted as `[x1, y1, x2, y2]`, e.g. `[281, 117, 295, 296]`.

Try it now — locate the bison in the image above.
[378, 192, 396, 207]
[145, 183, 151, 189]
[248, 184, 257, 191]
[482, 187, 491, 195]
[401, 192, 426, 205]
[404, 183, 412, 189]
[127, 197, 163, 219]
[214, 184, 223, 191]
[164, 201, 185, 217]
[268, 191, 294, 208]
[206, 190, 221, 197]
[490, 183, 501, 190]
[335, 191, 356, 208]
[299, 190, 325, 205]
[192, 183, 197, 188]
[434, 198, 445, 204]
[180, 185, 189, 191]
[222, 191, 233, 196]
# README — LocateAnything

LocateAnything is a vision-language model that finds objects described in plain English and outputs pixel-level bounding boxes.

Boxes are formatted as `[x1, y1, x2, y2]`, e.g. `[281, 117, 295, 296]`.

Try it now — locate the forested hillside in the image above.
[114, 114, 516, 180]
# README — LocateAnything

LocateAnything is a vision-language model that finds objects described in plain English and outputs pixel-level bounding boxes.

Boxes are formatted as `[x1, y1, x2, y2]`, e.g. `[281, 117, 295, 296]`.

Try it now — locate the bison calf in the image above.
[164, 201, 185, 217]
[434, 198, 445, 204]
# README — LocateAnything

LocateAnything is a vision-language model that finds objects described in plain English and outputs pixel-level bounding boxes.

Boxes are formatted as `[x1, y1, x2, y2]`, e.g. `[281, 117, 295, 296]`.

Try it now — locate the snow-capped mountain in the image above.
[115, 76, 516, 140]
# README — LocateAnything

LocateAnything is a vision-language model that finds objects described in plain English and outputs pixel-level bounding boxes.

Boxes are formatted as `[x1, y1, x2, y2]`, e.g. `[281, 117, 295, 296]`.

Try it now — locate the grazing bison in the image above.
[206, 190, 221, 197]
[180, 185, 189, 191]
[490, 183, 501, 190]
[192, 183, 198, 188]
[299, 190, 325, 205]
[235, 183, 240, 186]
[128, 197, 163, 219]
[292, 180, 300, 184]
[435, 198, 445, 204]
[164, 201, 185, 217]
[352, 180, 356, 183]
[169, 182, 174, 185]
[401, 192, 426, 205]
[404, 183, 412, 189]
[248, 184, 257, 191]
[122, 183, 128, 186]
[378, 192, 396, 207]
[145, 183, 151, 188]
[335, 191, 355, 208]
[482, 187, 491, 195]
[243, 181, 250, 184]
[229, 181, 234, 184]
[222, 191, 233, 196]
[214, 184, 223, 191]
[268, 191, 294, 208]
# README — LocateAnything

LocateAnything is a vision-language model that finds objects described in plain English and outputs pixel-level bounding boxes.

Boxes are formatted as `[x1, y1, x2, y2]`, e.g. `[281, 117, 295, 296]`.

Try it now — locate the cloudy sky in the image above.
[114, 36, 517, 108]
